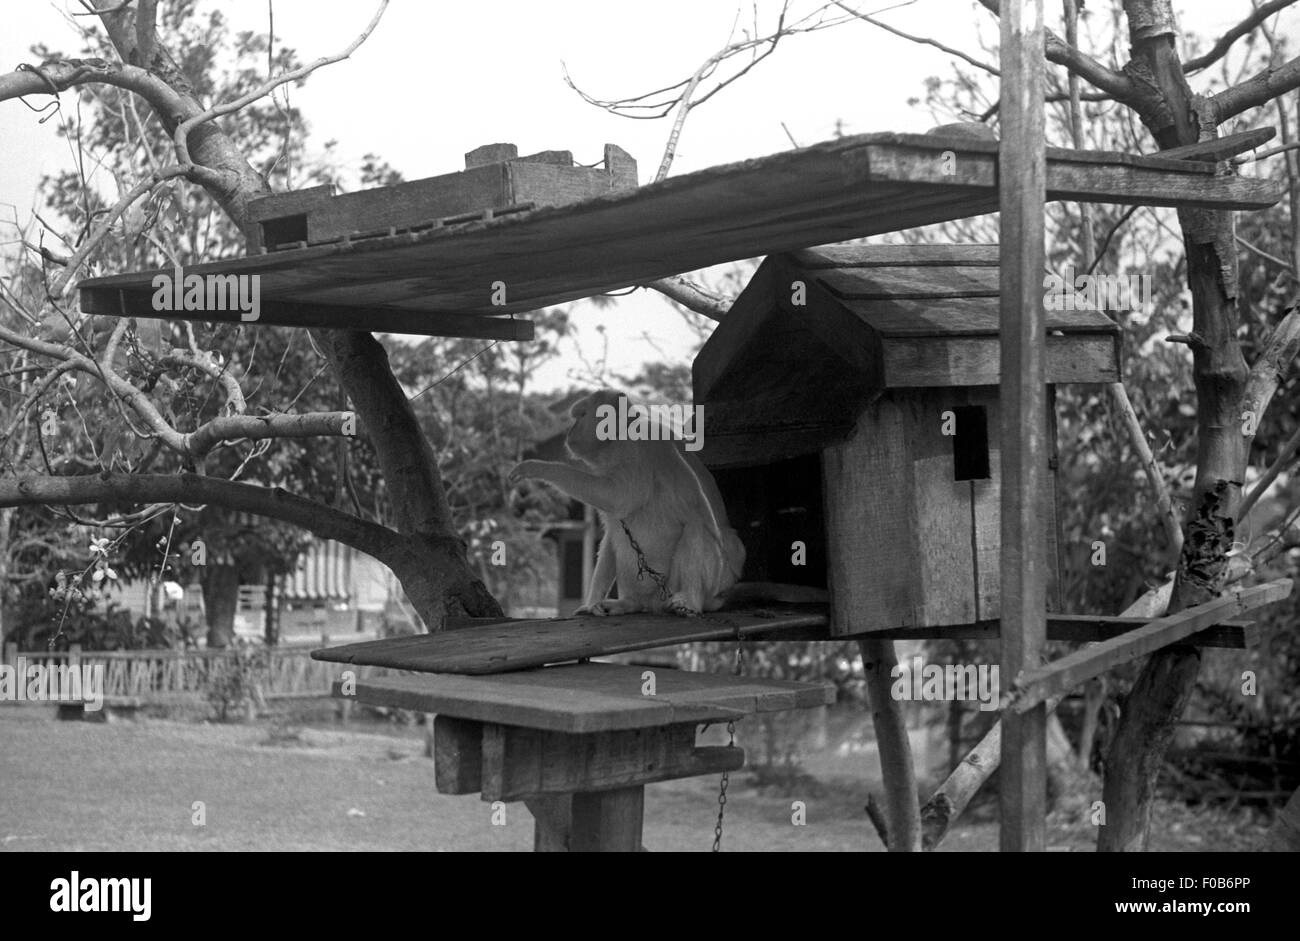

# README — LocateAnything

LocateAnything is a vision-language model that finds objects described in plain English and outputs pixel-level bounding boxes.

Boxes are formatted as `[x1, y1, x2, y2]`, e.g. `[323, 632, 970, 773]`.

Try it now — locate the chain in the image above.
[711, 638, 746, 852]
[618, 519, 672, 600]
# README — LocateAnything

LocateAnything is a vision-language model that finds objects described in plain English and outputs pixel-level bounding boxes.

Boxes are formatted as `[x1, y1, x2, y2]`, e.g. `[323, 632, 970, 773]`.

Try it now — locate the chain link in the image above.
[619, 519, 672, 600]
[711, 638, 746, 852]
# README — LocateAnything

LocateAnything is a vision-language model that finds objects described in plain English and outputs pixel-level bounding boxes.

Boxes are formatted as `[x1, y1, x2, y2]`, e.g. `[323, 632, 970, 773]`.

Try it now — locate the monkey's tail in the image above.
[722, 582, 830, 607]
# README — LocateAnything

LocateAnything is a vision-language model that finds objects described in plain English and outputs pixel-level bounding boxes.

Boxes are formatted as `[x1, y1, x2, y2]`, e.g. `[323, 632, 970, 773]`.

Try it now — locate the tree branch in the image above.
[647, 275, 731, 321]
[975, 0, 1135, 101]
[1108, 382, 1184, 563]
[1182, 0, 1300, 74]
[834, 1, 1000, 76]
[171, 0, 389, 167]
[0, 472, 410, 569]
[181, 411, 355, 462]
[1211, 53, 1300, 122]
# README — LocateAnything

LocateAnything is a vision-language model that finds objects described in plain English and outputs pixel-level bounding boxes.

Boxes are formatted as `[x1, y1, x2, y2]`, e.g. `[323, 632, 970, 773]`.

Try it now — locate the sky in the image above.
[0, 0, 1290, 392]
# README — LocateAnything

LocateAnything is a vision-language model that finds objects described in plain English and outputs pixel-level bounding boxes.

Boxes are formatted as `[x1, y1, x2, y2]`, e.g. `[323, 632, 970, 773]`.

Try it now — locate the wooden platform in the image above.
[77, 131, 1283, 337]
[313, 606, 831, 675]
[338, 662, 835, 734]
[338, 662, 835, 850]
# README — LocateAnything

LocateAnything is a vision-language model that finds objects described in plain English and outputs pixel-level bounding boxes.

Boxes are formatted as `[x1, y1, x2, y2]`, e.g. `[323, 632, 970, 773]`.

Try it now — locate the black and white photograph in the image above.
[0, 0, 1297, 891]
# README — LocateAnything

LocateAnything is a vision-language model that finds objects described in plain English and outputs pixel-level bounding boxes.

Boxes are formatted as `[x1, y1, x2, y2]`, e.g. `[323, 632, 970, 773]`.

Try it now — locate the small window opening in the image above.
[952, 405, 991, 481]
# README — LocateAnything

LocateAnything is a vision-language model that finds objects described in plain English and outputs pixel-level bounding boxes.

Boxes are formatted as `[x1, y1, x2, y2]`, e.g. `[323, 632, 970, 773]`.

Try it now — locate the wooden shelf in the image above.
[78, 130, 1282, 337]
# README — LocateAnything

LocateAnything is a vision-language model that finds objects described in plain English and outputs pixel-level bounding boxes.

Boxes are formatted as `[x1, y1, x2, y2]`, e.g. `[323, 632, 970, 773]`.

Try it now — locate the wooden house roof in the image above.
[693, 243, 1123, 465]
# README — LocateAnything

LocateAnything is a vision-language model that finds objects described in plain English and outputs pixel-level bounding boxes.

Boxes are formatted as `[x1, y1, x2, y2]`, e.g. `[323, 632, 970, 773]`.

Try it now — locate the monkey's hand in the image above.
[508, 460, 547, 484]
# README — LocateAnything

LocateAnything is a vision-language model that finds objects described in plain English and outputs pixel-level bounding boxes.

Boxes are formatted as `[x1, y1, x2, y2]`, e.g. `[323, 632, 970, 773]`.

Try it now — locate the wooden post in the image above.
[569, 787, 645, 852]
[998, 0, 1048, 852]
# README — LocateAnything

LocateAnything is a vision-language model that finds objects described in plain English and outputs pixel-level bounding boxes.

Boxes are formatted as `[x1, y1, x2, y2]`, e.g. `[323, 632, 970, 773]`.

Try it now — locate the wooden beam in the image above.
[570, 787, 645, 852]
[860, 616, 1258, 649]
[1153, 127, 1275, 162]
[79, 287, 535, 340]
[477, 722, 744, 801]
[998, 0, 1048, 854]
[1007, 579, 1293, 714]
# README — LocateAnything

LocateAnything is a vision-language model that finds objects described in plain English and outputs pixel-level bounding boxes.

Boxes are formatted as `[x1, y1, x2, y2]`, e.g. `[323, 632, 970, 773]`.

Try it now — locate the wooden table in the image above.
[332, 662, 836, 851]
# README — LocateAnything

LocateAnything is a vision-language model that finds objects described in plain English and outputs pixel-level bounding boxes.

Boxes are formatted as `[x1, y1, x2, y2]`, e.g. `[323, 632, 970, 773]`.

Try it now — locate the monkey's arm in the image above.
[509, 460, 642, 517]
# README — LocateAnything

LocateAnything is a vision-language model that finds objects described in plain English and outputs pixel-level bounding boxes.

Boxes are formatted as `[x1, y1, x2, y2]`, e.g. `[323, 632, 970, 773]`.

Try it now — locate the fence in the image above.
[1, 639, 364, 702]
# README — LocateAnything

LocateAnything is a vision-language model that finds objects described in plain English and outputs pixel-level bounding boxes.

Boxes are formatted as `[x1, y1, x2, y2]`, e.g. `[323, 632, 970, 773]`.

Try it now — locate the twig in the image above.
[172, 0, 388, 167]
[1240, 415, 1300, 520]
[833, 1, 1000, 76]
[1108, 382, 1184, 563]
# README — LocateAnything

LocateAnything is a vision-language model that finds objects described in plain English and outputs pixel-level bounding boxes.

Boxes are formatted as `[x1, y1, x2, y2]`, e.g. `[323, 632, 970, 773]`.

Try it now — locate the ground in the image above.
[0, 704, 1272, 852]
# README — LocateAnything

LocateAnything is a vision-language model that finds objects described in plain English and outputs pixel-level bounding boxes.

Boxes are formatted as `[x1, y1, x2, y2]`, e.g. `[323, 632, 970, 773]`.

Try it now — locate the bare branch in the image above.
[1237, 233, 1295, 272]
[1108, 382, 1184, 562]
[172, 0, 389, 167]
[1182, 0, 1300, 74]
[1212, 53, 1300, 122]
[0, 472, 409, 568]
[181, 411, 356, 462]
[1240, 421, 1300, 520]
[975, 0, 1134, 101]
[834, 1, 1000, 76]
[647, 275, 731, 321]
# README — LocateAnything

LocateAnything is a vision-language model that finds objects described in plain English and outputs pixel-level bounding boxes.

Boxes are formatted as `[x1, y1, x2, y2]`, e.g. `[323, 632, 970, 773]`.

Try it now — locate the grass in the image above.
[0, 704, 1272, 852]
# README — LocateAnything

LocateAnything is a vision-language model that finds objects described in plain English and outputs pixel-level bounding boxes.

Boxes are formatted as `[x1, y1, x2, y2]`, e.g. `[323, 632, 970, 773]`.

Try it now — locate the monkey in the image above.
[509, 389, 827, 617]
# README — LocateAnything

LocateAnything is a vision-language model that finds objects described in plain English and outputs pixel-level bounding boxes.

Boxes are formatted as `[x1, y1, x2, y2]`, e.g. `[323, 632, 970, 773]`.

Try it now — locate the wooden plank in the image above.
[433, 715, 483, 794]
[881, 332, 1119, 387]
[525, 795, 572, 852]
[999, 0, 1048, 854]
[246, 183, 336, 222]
[476, 723, 743, 801]
[313, 606, 831, 675]
[914, 451, 978, 627]
[330, 662, 834, 733]
[823, 395, 920, 635]
[817, 265, 999, 300]
[841, 295, 1117, 338]
[464, 143, 519, 167]
[79, 288, 536, 341]
[793, 243, 1000, 268]
[77, 132, 1283, 329]
[1008, 579, 1293, 714]
[854, 616, 1257, 648]
[1153, 127, 1274, 163]
[570, 786, 645, 852]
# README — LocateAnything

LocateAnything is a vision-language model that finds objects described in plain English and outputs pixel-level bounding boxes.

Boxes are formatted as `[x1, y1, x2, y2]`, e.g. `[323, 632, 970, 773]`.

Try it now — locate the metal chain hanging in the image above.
[712, 639, 745, 852]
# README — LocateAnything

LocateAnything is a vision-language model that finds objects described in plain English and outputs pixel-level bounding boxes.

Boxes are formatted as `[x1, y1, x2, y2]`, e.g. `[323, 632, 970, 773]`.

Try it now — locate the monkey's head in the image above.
[565, 389, 630, 468]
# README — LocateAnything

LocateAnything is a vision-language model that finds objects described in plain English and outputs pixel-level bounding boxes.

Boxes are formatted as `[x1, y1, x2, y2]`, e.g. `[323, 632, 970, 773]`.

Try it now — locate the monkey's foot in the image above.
[665, 599, 701, 618]
[573, 604, 606, 617]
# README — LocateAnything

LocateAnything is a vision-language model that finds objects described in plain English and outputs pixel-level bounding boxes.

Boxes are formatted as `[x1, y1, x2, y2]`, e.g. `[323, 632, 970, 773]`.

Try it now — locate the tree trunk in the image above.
[203, 564, 240, 648]
[1098, 0, 1251, 852]
[858, 638, 922, 851]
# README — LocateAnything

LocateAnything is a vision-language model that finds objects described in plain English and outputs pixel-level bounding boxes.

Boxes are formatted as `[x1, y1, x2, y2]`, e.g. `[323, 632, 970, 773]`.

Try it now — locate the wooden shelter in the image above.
[694, 242, 1121, 636]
